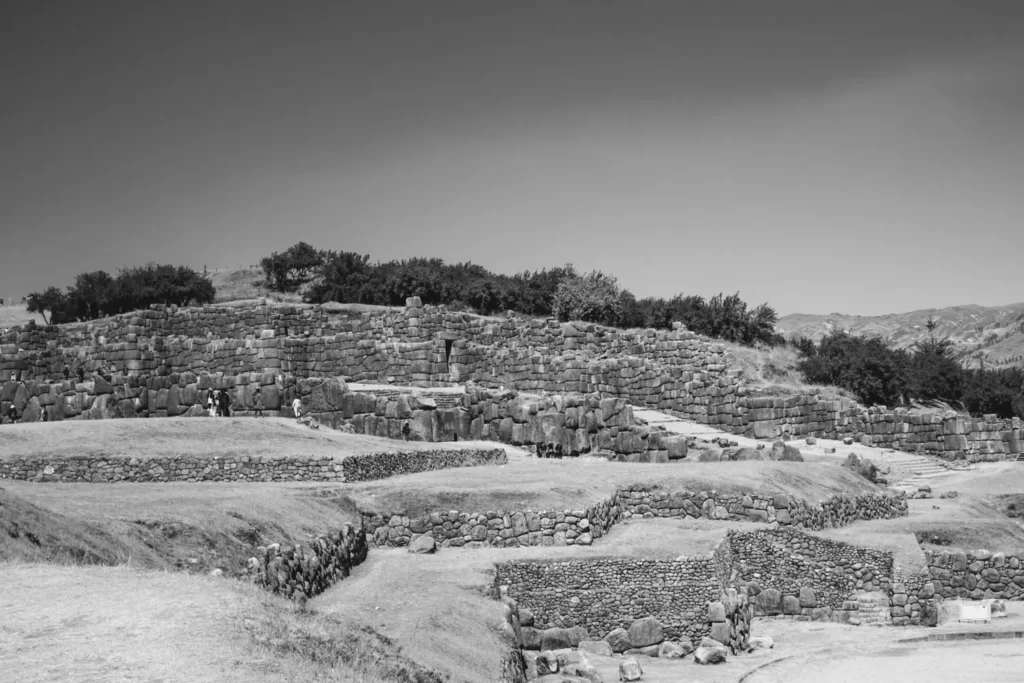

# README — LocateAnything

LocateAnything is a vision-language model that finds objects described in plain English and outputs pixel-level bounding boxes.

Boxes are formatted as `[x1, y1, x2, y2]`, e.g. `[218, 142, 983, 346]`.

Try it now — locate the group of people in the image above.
[207, 389, 234, 417]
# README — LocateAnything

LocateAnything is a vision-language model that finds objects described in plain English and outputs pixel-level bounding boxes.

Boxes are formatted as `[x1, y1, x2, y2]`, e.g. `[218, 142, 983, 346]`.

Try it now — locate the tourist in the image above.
[7, 405, 17, 423]
[76, 366, 85, 383]
[62, 364, 70, 380]
[41, 406, 48, 422]
[207, 392, 216, 417]
[402, 421, 411, 440]
[292, 396, 302, 419]
[253, 388, 264, 417]
[221, 389, 232, 418]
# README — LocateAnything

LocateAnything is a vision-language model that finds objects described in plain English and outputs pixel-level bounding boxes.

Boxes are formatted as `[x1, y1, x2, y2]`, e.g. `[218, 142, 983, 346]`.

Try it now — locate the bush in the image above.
[26, 264, 215, 324]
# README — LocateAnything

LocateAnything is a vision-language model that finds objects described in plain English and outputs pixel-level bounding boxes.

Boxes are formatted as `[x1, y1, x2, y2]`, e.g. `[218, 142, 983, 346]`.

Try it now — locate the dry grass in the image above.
[723, 341, 859, 401]
[0, 302, 44, 328]
[345, 450, 883, 518]
[0, 563, 442, 683]
[0, 416, 496, 460]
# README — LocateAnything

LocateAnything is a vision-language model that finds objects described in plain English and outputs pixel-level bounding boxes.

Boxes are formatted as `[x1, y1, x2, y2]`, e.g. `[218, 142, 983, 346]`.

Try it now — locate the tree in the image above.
[26, 286, 70, 324]
[551, 270, 623, 325]
[261, 242, 326, 292]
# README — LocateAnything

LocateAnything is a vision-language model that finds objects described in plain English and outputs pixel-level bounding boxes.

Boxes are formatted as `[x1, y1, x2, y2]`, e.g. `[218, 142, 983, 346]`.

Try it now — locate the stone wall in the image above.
[731, 528, 894, 612]
[616, 488, 908, 531]
[4, 299, 1017, 460]
[733, 397, 1023, 462]
[922, 548, 1024, 602]
[495, 557, 721, 642]
[362, 497, 620, 549]
[363, 488, 907, 549]
[0, 453, 345, 483]
[248, 523, 368, 600]
[341, 448, 507, 482]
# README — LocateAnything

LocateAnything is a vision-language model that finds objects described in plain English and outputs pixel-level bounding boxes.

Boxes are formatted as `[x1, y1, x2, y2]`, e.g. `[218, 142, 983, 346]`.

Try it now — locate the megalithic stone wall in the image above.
[2, 299, 1021, 460]
[248, 523, 368, 600]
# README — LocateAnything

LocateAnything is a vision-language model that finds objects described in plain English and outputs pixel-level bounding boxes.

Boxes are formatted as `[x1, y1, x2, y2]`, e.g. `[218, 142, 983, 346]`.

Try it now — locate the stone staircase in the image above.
[872, 452, 951, 487]
[1017, 452, 1024, 462]
[846, 591, 892, 626]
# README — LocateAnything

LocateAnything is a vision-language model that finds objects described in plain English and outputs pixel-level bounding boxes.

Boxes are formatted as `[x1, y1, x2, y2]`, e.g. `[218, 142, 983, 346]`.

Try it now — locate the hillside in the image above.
[778, 302, 1024, 369]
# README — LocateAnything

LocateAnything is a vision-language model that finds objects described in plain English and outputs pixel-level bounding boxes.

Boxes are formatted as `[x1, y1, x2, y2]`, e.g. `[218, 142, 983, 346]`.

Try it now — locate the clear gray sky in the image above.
[2, 1, 1022, 315]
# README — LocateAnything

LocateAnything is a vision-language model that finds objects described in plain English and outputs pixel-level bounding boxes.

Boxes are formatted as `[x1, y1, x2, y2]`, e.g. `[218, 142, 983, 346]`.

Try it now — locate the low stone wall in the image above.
[732, 528, 894, 612]
[249, 524, 368, 600]
[617, 488, 908, 531]
[341, 448, 507, 482]
[364, 488, 907, 550]
[923, 548, 1024, 601]
[362, 497, 619, 549]
[0, 448, 507, 484]
[495, 557, 721, 642]
[0, 453, 345, 483]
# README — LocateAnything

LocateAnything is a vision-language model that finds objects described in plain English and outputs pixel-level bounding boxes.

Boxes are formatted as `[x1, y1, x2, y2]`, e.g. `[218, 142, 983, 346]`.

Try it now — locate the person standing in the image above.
[207, 392, 216, 417]
[221, 389, 232, 418]
[253, 388, 264, 417]
[291, 396, 302, 419]
[62, 364, 70, 380]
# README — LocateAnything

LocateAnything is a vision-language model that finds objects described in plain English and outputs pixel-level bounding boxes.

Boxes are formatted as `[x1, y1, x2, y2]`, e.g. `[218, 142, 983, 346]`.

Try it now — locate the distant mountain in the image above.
[777, 303, 1024, 370]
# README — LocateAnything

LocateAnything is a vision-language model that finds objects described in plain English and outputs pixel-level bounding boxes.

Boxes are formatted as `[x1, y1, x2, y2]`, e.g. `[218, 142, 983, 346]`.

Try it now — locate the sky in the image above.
[1, 1, 1023, 316]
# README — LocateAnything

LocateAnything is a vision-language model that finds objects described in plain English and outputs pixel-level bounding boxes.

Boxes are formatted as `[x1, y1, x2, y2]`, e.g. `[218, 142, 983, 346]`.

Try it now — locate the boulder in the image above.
[408, 533, 436, 554]
[707, 601, 727, 622]
[521, 627, 541, 650]
[540, 627, 573, 651]
[748, 636, 774, 650]
[675, 637, 694, 655]
[779, 445, 804, 462]
[782, 595, 802, 615]
[618, 657, 643, 682]
[734, 447, 766, 461]
[694, 646, 728, 665]
[537, 650, 559, 675]
[578, 640, 614, 657]
[657, 641, 687, 659]
[799, 587, 817, 608]
[757, 588, 782, 615]
[624, 646, 659, 658]
[519, 607, 535, 627]
[991, 600, 1007, 618]
[605, 628, 631, 653]
[627, 616, 664, 648]
[572, 658, 604, 683]
[699, 637, 725, 649]
[698, 448, 722, 463]
[567, 626, 589, 647]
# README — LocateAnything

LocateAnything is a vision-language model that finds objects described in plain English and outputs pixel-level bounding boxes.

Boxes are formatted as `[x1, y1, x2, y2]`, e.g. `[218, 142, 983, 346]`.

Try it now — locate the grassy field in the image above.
[345, 450, 882, 518]
[0, 416, 497, 460]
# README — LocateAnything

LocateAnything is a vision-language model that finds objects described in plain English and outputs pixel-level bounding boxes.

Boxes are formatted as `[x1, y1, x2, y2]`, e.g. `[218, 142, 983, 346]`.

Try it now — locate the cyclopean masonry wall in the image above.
[922, 548, 1024, 602]
[362, 488, 907, 549]
[248, 523, 368, 600]
[3, 299, 1019, 460]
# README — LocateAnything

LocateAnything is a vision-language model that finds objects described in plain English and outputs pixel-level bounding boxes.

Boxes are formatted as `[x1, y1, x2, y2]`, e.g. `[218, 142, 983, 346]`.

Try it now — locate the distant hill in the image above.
[777, 303, 1024, 369]
[0, 302, 45, 329]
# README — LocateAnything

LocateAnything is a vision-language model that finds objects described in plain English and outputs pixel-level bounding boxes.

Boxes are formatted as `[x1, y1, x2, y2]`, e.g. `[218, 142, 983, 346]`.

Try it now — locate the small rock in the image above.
[537, 650, 559, 675]
[618, 657, 643, 682]
[572, 657, 604, 683]
[624, 645, 659, 658]
[748, 636, 774, 650]
[805, 437, 817, 445]
[694, 646, 728, 665]
[843, 437, 854, 445]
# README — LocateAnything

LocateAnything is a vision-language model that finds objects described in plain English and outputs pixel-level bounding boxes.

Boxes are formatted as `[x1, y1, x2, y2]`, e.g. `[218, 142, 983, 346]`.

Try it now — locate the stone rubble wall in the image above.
[362, 488, 907, 549]
[362, 498, 620, 549]
[0, 453, 345, 483]
[249, 523, 368, 600]
[341, 448, 507, 482]
[495, 557, 721, 642]
[3, 299, 1018, 460]
[731, 528, 894, 613]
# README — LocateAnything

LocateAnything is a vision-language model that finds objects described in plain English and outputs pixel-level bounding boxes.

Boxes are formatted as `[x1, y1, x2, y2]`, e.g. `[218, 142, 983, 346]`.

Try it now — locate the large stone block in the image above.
[627, 616, 664, 648]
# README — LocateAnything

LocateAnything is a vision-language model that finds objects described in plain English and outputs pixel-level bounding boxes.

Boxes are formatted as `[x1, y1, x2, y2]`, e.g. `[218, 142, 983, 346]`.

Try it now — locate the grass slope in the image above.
[0, 563, 444, 683]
